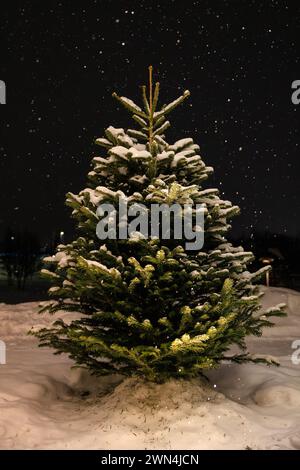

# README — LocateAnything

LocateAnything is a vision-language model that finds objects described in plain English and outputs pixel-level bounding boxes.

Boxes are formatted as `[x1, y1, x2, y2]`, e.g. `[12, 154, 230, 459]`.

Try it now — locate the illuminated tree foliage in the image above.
[33, 68, 285, 382]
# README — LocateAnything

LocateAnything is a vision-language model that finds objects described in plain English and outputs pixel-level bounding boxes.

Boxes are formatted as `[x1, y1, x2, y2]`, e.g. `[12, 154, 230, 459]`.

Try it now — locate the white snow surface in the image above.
[0, 286, 300, 450]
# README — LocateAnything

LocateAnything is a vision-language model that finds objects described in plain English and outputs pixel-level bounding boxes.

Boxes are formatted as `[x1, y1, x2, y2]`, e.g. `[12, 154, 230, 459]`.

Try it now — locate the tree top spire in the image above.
[112, 67, 190, 130]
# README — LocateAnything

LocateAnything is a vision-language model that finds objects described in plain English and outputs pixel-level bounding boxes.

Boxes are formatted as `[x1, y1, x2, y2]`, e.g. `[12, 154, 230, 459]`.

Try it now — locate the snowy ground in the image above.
[0, 286, 300, 450]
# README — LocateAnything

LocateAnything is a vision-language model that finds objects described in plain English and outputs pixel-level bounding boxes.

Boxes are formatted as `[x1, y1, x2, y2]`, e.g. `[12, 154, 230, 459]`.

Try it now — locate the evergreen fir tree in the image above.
[34, 67, 286, 382]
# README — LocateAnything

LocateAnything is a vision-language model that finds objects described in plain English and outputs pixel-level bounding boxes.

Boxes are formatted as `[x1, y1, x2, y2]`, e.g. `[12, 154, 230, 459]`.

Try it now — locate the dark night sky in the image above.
[1, 0, 299, 245]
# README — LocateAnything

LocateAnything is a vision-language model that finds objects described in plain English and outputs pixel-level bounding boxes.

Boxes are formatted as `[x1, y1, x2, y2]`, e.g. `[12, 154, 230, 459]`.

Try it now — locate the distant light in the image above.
[260, 256, 274, 265]
[60, 231, 64, 237]
[259, 257, 274, 287]
[10, 236, 15, 240]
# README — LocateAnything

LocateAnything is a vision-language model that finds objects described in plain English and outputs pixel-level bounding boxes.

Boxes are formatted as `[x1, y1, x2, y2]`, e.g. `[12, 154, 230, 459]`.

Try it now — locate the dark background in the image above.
[0, 1, 299, 292]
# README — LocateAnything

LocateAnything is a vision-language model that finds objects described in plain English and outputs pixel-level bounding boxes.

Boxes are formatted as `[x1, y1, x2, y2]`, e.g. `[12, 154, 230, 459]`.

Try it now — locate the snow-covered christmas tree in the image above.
[34, 67, 286, 382]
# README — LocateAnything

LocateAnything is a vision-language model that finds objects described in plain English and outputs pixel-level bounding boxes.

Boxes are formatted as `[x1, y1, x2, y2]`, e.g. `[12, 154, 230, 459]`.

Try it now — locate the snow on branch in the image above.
[154, 90, 190, 120]
[112, 93, 147, 118]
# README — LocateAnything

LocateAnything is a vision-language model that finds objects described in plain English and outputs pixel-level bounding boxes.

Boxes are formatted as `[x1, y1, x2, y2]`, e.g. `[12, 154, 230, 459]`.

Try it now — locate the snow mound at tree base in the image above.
[79, 377, 264, 450]
[105, 376, 224, 409]
[0, 286, 300, 449]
